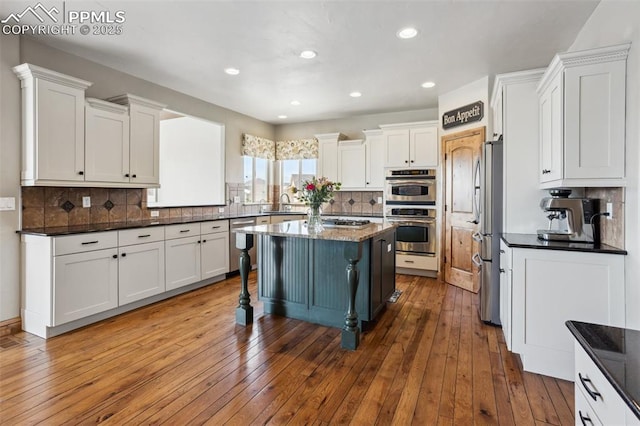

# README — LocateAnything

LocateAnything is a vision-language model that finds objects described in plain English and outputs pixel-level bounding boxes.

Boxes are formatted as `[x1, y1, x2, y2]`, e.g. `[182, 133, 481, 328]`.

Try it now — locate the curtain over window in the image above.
[242, 133, 276, 160]
[275, 138, 318, 160]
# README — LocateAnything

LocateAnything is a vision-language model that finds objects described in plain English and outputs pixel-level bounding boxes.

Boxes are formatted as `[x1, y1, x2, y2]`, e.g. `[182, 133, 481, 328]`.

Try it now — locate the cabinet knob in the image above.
[78, 171, 84, 176]
[499, 249, 505, 254]
[112, 254, 118, 259]
[197, 240, 201, 244]
[404, 160, 408, 164]
[125, 173, 130, 177]
[132, 174, 137, 178]
[499, 268, 505, 273]
[410, 160, 414, 163]
[202, 239, 207, 243]
[121, 253, 127, 257]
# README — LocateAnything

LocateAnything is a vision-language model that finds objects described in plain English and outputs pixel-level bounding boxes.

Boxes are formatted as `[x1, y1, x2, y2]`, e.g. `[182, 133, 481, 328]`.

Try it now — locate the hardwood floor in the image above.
[0, 273, 574, 425]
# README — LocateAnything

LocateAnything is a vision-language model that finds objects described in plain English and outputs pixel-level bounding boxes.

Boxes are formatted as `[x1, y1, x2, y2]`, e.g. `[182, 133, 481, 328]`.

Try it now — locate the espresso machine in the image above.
[537, 189, 598, 243]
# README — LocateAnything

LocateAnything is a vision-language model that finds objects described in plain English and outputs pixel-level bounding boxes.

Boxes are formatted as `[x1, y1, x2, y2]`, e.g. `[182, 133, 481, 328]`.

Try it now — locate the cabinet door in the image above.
[318, 138, 338, 182]
[201, 232, 230, 279]
[337, 141, 366, 190]
[564, 61, 626, 179]
[383, 129, 410, 167]
[35, 79, 86, 181]
[410, 126, 438, 167]
[499, 243, 512, 350]
[53, 248, 118, 325]
[539, 75, 563, 183]
[129, 103, 160, 185]
[85, 104, 130, 183]
[118, 241, 165, 305]
[365, 134, 385, 189]
[165, 235, 201, 290]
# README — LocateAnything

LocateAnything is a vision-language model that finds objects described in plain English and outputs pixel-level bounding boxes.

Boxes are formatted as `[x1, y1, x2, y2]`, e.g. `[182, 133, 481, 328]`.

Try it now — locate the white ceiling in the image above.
[1, 0, 599, 124]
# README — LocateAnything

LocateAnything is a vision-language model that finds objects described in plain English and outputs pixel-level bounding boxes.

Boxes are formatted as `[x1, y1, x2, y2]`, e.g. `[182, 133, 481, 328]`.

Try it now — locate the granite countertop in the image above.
[18, 212, 384, 237]
[566, 321, 640, 419]
[501, 233, 627, 255]
[232, 220, 396, 243]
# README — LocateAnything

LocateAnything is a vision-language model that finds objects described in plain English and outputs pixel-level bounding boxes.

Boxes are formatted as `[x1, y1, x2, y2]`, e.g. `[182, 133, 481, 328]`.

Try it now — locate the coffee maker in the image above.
[536, 189, 598, 243]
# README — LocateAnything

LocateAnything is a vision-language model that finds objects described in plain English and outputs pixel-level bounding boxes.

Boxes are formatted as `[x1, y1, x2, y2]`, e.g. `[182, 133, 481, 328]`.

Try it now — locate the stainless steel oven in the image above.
[385, 206, 436, 256]
[385, 169, 436, 205]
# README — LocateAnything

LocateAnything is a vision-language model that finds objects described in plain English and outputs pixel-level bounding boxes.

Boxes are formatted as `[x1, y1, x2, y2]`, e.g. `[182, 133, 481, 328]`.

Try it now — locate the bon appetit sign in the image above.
[442, 101, 484, 130]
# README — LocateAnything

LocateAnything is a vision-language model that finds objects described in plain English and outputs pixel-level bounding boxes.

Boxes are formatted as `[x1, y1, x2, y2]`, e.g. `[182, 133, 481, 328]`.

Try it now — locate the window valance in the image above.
[275, 138, 318, 160]
[242, 134, 319, 161]
[241, 133, 276, 160]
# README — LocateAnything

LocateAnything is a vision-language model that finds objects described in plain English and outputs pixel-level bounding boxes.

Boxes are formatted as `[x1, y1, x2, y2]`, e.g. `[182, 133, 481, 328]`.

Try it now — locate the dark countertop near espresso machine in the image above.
[501, 233, 627, 255]
[566, 320, 640, 419]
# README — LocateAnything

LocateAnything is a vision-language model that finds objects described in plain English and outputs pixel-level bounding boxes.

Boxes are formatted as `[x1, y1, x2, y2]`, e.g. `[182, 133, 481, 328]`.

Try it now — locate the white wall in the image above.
[568, 0, 640, 329]
[0, 34, 21, 321]
[438, 76, 490, 138]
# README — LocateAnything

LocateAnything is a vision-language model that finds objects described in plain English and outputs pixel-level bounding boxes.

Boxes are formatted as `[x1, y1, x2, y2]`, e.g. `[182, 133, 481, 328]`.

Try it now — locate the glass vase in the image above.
[307, 204, 324, 234]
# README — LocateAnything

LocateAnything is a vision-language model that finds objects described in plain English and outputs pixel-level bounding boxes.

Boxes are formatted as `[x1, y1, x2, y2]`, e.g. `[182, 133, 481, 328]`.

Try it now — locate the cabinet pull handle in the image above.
[578, 373, 601, 401]
[499, 249, 505, 254]
[138, 234, 151, 238]
[81, 240, 99, 245]
[404, 260, 415, 263]
[121, 253, 127, 257]
[578, 410, 593, 425]
[499, 268, 505, 273]
[125, 173, 130, 177]
[542, 169, 551, 174]
[112, 254, 118, 259]
[78, 171, 84, 176]
[180, 229, 190, 233]
[212, 226, 221, 229]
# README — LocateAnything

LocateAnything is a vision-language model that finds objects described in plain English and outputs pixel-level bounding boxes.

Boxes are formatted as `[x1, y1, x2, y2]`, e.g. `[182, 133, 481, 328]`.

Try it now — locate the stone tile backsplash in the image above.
[585, 187, 625, 249]
[21, 184, 384, 229]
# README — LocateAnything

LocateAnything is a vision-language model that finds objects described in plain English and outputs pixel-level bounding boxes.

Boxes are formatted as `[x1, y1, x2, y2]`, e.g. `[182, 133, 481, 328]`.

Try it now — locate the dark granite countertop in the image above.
[18, 212, 384, 236]
[566, 321, 640, 419]
[501, 233, 627, 255]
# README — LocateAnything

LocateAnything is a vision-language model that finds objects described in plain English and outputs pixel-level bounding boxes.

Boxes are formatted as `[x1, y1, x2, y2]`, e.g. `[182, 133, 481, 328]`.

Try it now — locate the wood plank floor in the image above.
[0, 273, 574, 425]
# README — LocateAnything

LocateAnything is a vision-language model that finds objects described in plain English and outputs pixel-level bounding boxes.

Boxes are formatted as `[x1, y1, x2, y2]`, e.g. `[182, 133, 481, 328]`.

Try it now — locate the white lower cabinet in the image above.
[510, 248, 625, 380]
[53, 247, 119, 326]
[118, 241, 165, 305]
[165, 234, 202, 291]
[499, 240, 513, 351]
[201, 231, 229, 280]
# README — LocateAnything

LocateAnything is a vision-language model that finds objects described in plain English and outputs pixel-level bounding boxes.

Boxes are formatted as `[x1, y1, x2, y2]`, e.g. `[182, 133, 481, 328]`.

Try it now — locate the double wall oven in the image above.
[385, 169, 436, 257]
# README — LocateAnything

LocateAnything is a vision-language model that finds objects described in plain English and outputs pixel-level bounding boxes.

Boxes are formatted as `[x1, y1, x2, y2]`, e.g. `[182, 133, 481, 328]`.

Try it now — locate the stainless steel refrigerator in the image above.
[474, 136, 503, 325]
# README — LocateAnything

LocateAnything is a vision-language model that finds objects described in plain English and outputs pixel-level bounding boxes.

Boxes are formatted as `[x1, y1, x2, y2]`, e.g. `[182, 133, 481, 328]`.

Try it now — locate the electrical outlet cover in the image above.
[82, 196, 91, 208]
[150, 210, 160, 217]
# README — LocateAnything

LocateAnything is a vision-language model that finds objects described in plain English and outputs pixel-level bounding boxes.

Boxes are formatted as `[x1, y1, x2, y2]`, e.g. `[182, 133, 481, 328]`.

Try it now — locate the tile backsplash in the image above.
[21, 184, 384, 229]
[585, 187, 625, 249]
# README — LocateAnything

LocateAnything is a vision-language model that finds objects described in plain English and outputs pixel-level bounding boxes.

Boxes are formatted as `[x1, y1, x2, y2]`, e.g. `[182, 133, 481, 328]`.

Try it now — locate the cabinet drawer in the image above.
[200, 220, 229, 234]
[575, 383, 603, 426]
[396, 253, 437, 271]
[575, 342, 626, 426]
[118, 226, 165, 246]
[54, 232, 118, 256]
[165, 223, 201, 240]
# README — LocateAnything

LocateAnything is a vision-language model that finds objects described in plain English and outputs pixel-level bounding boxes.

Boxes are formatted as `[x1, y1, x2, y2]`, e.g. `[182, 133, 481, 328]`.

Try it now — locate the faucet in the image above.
[279, 193, 291, 211]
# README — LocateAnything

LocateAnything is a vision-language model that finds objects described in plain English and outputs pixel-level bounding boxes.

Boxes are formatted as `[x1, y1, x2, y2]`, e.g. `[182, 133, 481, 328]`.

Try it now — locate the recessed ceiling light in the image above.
[278, 115, 288, 119]
[300, 50, 317, 59]
[224, 67, 240, 75]
[421, 81, 436, 88]
[397, 27, 418, 39]
[350, 91, 362, 98]
[290, 100, 301, 106]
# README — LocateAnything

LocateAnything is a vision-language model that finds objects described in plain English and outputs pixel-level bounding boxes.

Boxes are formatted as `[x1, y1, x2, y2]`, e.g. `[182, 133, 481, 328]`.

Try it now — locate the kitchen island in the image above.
[233, 220, 396, 350]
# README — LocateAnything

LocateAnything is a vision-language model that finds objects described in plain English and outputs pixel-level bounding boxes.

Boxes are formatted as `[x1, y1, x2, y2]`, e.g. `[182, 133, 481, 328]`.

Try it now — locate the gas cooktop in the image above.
[322, 219, 371, 229]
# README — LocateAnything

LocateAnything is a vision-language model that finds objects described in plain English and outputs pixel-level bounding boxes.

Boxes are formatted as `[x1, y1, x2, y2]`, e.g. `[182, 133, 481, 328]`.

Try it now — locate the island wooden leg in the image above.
[342, 242, 363, 350]
[235, 232, 254, 326]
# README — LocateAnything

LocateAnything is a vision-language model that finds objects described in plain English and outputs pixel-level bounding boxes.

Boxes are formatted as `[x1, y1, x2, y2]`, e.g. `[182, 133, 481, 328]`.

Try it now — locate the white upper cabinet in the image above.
[85, 98, 130, 183]
[316, 132, 346, 182]
[380, 121, 439, 168]
[537, 43, 630, 188]
[107, 94, 166, 186]
[13, 63, 92, 185]
[337, 139, 366, 190]
[363, 129, 385, 190]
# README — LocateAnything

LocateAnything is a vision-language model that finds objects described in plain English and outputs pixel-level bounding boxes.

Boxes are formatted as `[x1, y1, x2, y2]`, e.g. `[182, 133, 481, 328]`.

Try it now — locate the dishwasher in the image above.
[229, 218, 257, 273]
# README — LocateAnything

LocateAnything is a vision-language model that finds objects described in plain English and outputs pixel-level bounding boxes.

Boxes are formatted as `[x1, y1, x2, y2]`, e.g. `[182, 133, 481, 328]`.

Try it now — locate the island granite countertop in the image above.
[232, 220, 396, 243]
[566, 320, 640, 419]
[18, 212, 384, 237]
[502, 233, 627, 255]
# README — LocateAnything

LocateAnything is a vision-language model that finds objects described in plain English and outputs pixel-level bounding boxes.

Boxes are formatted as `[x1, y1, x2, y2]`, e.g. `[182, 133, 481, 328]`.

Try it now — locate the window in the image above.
[243, 156, 270, 203]
[280, 159, 317, 201]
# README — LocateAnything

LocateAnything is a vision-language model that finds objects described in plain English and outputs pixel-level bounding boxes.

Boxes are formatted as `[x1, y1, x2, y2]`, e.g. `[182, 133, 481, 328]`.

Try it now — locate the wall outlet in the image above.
[606, 202, 613, 220]
[233, 195, 241, 204]
[0, 197, 16, 211]
[150, 210, 159, 217]
[218, 207, 225, 213]
[82, 196, 91, 208]
[377, 196, 383, 204]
